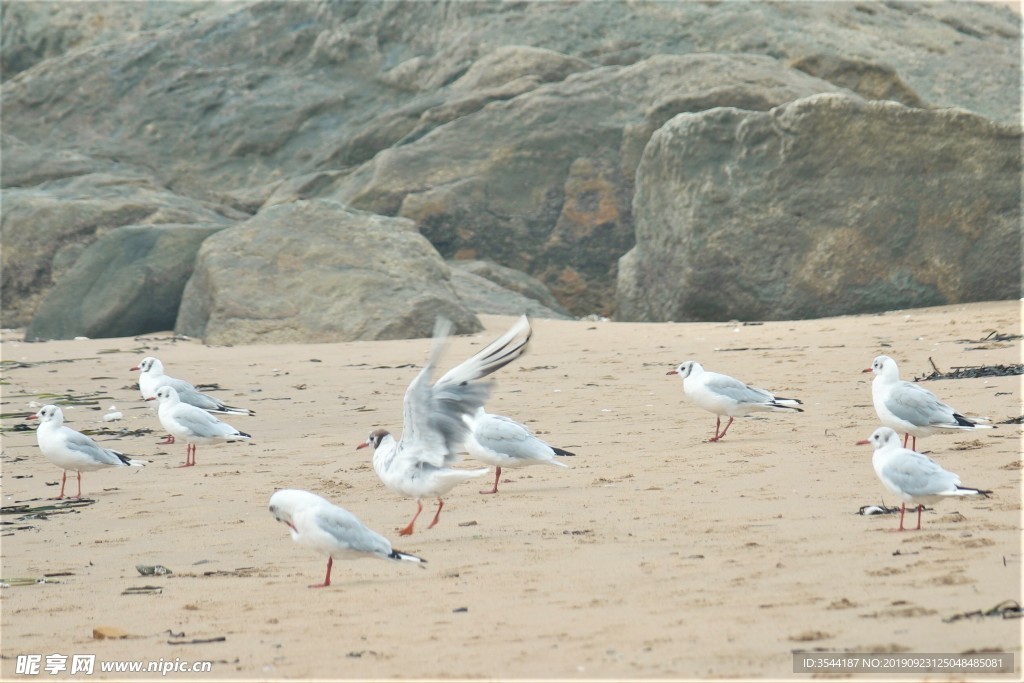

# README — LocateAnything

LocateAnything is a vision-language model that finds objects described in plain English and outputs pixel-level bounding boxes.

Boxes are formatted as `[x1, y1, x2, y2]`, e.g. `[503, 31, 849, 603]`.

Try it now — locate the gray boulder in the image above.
[1, 1, 1018, 324]
[176, 200, 481, 343]
[25, 224, 226, 340]
[333, 53, 853, 316]
[1, 168, 235, 328]
[448, 263, 572, 320]
[616, 94, 1022, 322]
[450, 259, 571, 317]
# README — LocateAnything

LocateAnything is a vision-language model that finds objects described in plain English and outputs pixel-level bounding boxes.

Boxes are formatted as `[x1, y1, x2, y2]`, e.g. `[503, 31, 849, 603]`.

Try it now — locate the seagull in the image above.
[30, 405, 145, 499]
[462, 407, 574, 494]
[857, 427, 991, 531]
[269, 489, 425, 588]
[149, 386, 251, 467]
[666, 361, 803, 442]
[131, 356, 253, 443]
[865, 355, 992, 450]
[357, 315, 532, 535]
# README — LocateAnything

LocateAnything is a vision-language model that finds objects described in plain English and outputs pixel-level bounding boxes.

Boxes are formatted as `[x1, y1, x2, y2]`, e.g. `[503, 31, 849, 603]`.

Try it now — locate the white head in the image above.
[666, 361, 701, 379]
[356, 428, 391, 451]
[31, 404, 64, 425]
[867, 355, 899, 380]
[269, 489, 327, 537]
[857, 426, 901, 450]
[132, 356, 164, 374]
[152, 385, 181, 405]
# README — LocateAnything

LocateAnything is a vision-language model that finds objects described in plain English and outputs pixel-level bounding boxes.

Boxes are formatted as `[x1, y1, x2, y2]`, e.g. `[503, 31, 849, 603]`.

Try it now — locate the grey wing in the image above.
[167, 376, 200, 396]
[176, 386, 225, 412]
[883, 452, 960, 497]
[400, 363, 488, 469]
[318, 506, 392, 556]
[706, 374, 774, 404]
[399, 318, 494, 469]
[887, 382, 954, 426]
[177, 407, 235, 438]
[475, 413, 551, 459]
[64, 431, 129, 466]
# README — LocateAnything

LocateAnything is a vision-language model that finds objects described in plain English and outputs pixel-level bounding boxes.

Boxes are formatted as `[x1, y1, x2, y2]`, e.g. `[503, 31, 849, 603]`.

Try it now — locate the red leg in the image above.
[399, 500, 423, 536]
[911, 436, 917, 451]
[73, 471, 83, 499]
[708, 416, 722, 442]
[56, 471, 68, 500]
[895, 502, 906, 531]
[902, 433, 909, 448]
[480, 467, 501, 494]
[914, 504, 923, 530]
[427, 499, 445, 529]
[711, 417, 734, 442]
[177, 444, 196, 468]
[309, 557, 333, 588]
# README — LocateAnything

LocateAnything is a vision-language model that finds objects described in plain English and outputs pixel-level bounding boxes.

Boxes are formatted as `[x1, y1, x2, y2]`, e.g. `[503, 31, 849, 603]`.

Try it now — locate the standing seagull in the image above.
[132, 356, 253, 443]
[462, 407, 574, 494]
[666, 361, 803, 442]
[357, 315, 532, 535]
[150, 386, 251, 467]
[858, 427, 991, 531]
[30, 405, 144, 499]
[269, 489, 425, 588]
[865, 355, 992, 450]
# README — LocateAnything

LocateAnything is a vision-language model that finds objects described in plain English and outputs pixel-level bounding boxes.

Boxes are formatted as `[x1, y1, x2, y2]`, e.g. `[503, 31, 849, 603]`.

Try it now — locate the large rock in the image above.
[1, 1, 1018, 321]
[450, 259, 571, 317]
[176, 200, 481, 343]
[25, 224, 225, 340]
[616, 94, 1021, 322]
[333, 53, 853, 315]
[448, 264, 572, 320]
[1, 167, 235, 328]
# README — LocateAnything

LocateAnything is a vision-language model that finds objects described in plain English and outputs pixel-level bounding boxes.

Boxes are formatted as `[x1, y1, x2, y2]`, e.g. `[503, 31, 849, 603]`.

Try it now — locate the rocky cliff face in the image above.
[2, 1, 1019, 339]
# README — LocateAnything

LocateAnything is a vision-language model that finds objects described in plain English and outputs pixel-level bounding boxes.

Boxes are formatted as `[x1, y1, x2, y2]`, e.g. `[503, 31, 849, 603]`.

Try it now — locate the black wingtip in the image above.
[390, 549, 426, 563]
[957, 486, 993, 498]
[552, 447, 575, 457]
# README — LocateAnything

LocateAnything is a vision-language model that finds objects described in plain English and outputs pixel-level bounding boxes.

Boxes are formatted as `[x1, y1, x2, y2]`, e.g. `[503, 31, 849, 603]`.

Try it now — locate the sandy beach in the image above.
[1, 301, 1020, 680]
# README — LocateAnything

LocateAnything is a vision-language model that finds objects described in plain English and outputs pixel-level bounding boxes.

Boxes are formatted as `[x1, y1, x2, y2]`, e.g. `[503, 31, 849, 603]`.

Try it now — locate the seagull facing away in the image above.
[357, 315, 532, 535]
[132, 356, 253, 443]
[858, 427, 991, 531]
[149, 386, 251, 467]
[269, 489, 425, 588]
[865, 355, 992, 450]
[666, 361, 803, 442]
[30, 405, 145, 499]
[462, 407, 574, 494]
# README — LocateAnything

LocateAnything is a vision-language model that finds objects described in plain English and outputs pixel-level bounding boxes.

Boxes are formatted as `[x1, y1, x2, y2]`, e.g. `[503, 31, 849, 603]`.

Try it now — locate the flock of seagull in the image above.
[26, 315, 996, 587]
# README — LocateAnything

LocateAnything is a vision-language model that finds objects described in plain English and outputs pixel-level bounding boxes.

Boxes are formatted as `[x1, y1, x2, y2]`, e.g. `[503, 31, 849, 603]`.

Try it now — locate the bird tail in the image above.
[211, 406, 255, 417]
[113, 451, 146, 467]
[552, 446, 575, 457]
[953, 412, 993, 429]
[389, 549, 426, 563]
[770, 397, 803, 412]
[951, 486, 993, 497]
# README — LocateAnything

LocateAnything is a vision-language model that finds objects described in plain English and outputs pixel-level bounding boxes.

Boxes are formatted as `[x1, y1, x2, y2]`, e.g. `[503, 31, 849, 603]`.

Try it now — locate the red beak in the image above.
[355, 442, 369, 450]
[666, 370, 678, 375]
[130, 366, 140, 371]
[145, 397, 156, 402]
[855, 439, 871, 446]
[861, 367, 872, 373]
[27, 414, 38, 420]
